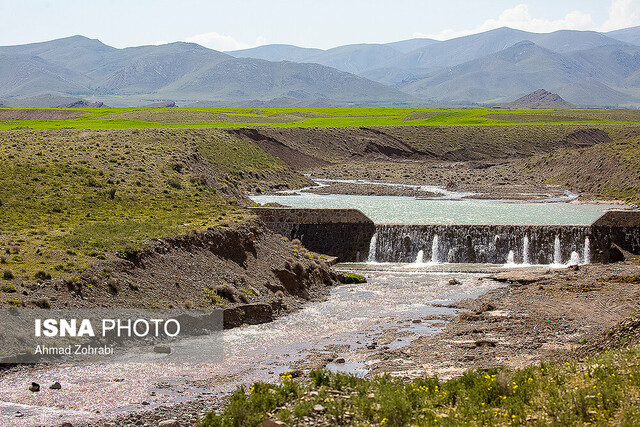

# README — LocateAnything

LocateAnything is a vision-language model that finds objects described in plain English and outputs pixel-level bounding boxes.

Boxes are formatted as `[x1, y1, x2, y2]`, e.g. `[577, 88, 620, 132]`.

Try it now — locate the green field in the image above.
[0, 128, 305, 293]
[2, 107, 640, 130]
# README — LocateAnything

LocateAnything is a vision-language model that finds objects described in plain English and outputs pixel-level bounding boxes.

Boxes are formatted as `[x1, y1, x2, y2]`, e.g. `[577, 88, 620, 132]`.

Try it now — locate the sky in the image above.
[1, 0, 639, 51]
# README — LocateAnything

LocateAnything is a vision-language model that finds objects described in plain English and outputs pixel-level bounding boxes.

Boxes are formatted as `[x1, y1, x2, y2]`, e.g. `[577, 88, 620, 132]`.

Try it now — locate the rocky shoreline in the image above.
[367, 261, 640, 379]
[57, 259, 638, 426]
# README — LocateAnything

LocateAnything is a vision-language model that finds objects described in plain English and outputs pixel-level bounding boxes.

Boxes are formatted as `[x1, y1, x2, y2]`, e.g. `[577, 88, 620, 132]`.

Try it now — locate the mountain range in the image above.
[3, 25, 640, 107]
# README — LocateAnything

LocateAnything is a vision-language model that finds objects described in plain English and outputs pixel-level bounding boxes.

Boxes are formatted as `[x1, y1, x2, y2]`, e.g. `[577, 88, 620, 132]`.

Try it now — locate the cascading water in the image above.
[431, 235, 440, 264]
[569, 251, 581, 266]
[506, 250, 515, 265]
[369, 224, 591, 265]
[414, 250, 424, 264]
[584, 236, 591, 264]
[368, 233, 378, 263]
[554, 235, 562, 265]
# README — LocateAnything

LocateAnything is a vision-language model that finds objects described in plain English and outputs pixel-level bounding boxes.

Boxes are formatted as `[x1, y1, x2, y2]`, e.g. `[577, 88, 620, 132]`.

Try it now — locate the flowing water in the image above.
[0, 270, 502, 426]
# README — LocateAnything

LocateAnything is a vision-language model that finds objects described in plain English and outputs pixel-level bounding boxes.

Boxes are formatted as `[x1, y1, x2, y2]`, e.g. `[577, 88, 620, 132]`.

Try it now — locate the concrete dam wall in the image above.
[370, 224, 592, 265]
[251, 207, 375, 262]
[254, 208, 640, 264]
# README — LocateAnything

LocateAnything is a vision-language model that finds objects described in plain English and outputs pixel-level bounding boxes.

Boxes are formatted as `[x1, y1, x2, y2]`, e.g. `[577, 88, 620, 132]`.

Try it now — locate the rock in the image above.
[313, 404, 326, 413]
[15, 412, 23, 418]
[159, 420, 181, 427]
[141, 401, 150, 405]
[262, 419, 287, 427]
[412, 319, 422, 323]
[153, 345, 172, 354]
[335, 357, 346, 364]
[28, 382, 40, 392]
[61, 424, 73, 427]
[474, 339, 497, 348]
[448, 278, 461, 286]
[50, 381, 62, 390]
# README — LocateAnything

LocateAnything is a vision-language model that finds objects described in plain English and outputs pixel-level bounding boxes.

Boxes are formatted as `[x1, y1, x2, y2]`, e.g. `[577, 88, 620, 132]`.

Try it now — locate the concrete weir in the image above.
[253, 208, 640, 264]
[251, 207, 375, 262]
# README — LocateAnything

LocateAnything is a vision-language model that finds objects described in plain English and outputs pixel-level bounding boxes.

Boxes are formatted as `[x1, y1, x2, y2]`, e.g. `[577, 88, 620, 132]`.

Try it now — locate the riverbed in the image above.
[0, 268, 504, 426]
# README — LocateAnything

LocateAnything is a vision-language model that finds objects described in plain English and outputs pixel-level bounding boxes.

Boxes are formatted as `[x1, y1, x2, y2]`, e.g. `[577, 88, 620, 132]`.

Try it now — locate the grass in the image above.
[1, 107, 640, 130]
[0, 128, 299, 291]
[200, 345, 640, 426]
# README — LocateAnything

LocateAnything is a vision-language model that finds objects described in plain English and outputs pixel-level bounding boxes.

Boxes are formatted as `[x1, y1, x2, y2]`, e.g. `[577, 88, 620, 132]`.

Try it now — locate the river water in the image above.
[0, 269, 502, 426]
[251, 181, 616, 225]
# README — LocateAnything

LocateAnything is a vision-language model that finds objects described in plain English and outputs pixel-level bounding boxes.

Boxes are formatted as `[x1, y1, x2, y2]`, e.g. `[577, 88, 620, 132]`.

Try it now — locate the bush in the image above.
[34, 271, 51, 281]
[2, 269, 14, 280]
[340, 273, 367, 284]
[0, 284, 16, 293]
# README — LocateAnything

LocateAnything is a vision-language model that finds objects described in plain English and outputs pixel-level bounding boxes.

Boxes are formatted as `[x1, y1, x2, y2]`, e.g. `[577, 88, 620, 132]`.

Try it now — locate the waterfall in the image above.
[367, 233, 378, 262]
[554, 235, 562, 265]
[370, 224, 590, 265]
[431, 235, 440, 264]
[584, 236, 591, 264]
[569, 251, 581, 266]
[506, 250, 515, 265]
[414, 250, 424, 264]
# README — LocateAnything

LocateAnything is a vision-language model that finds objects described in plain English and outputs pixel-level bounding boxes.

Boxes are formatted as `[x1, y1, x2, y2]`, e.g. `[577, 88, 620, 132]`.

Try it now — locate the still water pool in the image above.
[251, 192, 617, 225]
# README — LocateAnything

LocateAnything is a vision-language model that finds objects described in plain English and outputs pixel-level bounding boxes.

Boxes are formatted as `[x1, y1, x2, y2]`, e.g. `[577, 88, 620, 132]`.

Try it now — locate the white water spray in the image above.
[368, 233, 378, 263]
[506, 250, 515, 265]
[414, 250, 424, 264]
[431, 235, 440, 264]
[569, 251, 581, 266]
[523, 235, 530, 265]
[584, 236, 591, 265]
[554, 235, 562, 265]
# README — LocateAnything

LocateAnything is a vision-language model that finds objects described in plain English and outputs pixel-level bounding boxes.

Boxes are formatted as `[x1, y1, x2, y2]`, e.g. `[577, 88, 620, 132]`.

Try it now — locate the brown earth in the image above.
[0, 109, 89, 120]
[504, 89, 575, 109]
[227, 126, 433, 167]
[367, 261, 640, 380]
[234, 125, 628, 202]
[307, 161, 570, 200]
[2, 222, 339, 323]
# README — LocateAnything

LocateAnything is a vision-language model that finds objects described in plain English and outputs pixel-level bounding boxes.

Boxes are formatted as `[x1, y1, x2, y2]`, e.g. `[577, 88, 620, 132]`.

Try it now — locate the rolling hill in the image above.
[5, 25, 640, 107]
[0, 37, 413, 106]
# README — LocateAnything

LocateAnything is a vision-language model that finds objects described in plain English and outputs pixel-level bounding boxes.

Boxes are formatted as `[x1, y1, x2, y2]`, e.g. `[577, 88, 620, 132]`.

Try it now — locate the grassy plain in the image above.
[1, 107, 640, 130]
[0, 128, 300, 292]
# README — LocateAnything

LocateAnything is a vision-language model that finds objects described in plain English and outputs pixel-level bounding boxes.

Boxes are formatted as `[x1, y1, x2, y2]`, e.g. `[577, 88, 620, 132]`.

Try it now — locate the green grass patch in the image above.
[1, 107, 640, 131]
[201, 345, 640, 426]
[0, 128, 295, 286]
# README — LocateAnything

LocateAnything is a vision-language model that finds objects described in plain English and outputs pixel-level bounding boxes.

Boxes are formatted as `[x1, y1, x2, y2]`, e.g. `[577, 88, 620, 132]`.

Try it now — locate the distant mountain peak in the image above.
[506, 89, 575, 108]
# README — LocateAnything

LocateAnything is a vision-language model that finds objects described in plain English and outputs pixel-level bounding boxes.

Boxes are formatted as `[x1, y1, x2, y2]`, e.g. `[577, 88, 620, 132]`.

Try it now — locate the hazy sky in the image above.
[1, 0, 639, 51]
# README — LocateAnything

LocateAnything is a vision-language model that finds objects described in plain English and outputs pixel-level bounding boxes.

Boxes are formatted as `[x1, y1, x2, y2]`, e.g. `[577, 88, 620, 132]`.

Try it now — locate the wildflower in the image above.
[381, 417, 388, 425]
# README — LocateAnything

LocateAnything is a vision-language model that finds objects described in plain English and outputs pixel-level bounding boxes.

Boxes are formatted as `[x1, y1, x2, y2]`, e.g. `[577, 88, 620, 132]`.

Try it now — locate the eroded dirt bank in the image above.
[4, 222, 339, 323]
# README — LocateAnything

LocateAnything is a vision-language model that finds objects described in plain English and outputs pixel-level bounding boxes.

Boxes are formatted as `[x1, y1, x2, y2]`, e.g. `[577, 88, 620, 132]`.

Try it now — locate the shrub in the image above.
[0, 284, 16, 293]
[167, 177, 182, 189]
[340, 273, 366, 284]
[34, 271, 51, 281]
[2, 269, 14, 280]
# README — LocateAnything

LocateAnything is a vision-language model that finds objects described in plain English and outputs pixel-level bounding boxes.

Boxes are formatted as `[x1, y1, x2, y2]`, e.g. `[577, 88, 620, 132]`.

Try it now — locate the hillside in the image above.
[505, 89, 574, 108]
[0, 37, 413, 106]
[0, 128, 310, 293]
[401, 41, 589, 103]
[513, 126, 640, 204]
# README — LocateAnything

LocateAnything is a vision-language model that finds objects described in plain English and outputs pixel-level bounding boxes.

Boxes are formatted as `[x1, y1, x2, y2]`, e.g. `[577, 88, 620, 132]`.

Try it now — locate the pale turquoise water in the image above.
[250, 193, 617, 225]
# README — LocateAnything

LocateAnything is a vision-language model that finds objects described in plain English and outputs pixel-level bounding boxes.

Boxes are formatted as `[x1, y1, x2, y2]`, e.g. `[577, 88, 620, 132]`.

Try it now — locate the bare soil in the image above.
[0, 109, 88, 120]
[367, 261, 640, 380]
[2, 222, 338, 317]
